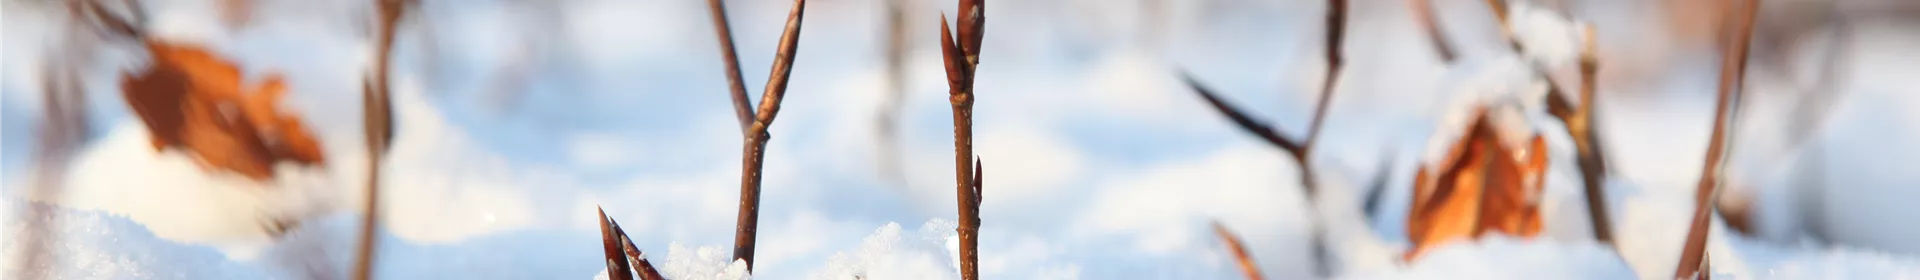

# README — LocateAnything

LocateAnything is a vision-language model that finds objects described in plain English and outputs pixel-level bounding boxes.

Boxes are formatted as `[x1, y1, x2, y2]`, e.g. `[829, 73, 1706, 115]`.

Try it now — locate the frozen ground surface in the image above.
[5, 0, 1920, 279]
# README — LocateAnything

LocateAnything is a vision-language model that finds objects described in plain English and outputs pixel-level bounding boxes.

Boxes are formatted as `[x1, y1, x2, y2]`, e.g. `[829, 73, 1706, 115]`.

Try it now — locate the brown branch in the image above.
[940, 2, 986, 278]
[595, 208, 665, 280]
[731, 0, 808, 270]
[1178, 74, 1306, 156]
[1179, 0, 1343, 275]
[598, 208, 636, 280]
[1213, 222, 1266, 280]
[1410, 0, 1457, 63]
[1543, 24, 1619, 243]
[1484, 0, 1512, 44]
[81, 0, 145, 39]
[1300, 0, 1346, 276]
[352, 1, 405, 280]
[1676, 0, 1759, 278]
[706, 0, 756, 132]
[1482, 0, 1529, 53]
[12, 39, 92, 280]
[599, 208, 665, 280]
[1308, 0, 1345, 154]
[874, 0, 911, 185]
[616, 226, 666, 280]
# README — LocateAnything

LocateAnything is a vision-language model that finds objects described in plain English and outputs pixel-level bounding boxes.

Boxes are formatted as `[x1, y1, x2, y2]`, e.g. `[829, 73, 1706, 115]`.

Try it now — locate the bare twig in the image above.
[1213, 222, 1265, 280]
[1178, 75, 1305, 155]
[598, 208, 636, 280]
[598, 208, 665, 280]
[1410, 0, 1457, 63]
[1484, 0, 1513, 49]
[730, 0, 808, 270]
[81, 0, 145, 39]
[1675, 0, 1760, 278]
[12, 52, 91, 280]
[614, 222, 666, 280]
[938, 1, 986, 277]
[874, 0, 911, 184]
[1177, 0, 1344, 275]
[352, 1, 405, 279]
[1541, 24, 1619, 243]
[1309, 0, 1345, 155]
[706, 0, 756, 132]
[1305, 0, 1346, 276]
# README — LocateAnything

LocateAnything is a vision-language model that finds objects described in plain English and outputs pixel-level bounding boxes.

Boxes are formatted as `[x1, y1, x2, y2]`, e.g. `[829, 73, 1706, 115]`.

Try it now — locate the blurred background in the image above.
[4, 0, 1920, 278]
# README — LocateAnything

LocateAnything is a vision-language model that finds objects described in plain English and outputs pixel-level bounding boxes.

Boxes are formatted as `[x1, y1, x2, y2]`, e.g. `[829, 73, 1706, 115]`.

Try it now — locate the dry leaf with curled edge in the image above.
[1405, 108, 1549, 261]
[121, 40, 325, 181]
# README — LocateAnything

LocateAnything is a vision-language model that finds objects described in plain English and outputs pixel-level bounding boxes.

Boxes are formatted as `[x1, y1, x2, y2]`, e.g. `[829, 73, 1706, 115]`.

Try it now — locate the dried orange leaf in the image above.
[121, 40, 325, 181]
[1405, 109, 1548, 261]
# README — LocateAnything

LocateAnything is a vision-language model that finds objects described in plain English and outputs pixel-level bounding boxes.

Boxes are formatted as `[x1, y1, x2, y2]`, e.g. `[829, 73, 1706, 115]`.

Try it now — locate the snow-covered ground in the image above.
[5, 0, 1920, 279]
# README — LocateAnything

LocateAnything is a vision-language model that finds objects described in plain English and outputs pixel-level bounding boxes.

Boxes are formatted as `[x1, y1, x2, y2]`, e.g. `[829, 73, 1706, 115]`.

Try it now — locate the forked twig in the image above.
[1178, 0, 1345, 276]
[1309, 0, 1346, 156]
[726, 0, 809, 270]
[1213, 222, 1265, 280]
[351, 1, 405, 279]
[937, 1, 987, 278]
[1676, 0, 1760, 278]
[706, 0, 755, 132]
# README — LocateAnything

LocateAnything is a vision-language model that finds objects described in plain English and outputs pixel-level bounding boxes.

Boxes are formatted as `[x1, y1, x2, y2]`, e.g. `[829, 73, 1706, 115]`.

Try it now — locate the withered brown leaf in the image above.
[121, 40, 325, 181]
[1405, 108, 1549, 261]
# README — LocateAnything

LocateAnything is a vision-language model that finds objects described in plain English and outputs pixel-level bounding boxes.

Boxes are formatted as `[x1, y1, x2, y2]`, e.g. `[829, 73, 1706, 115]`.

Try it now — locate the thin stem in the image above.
[1178, 74, 1305, 156]
[1178, 0, 1343, 275]
[13, 50, 90, 280]
[874, 0, 911, 185]
[352, 1, 403, 279]
[598, 208, 635, 280]
[1675, 0, 1759, 277]
[1411, 0, 1457, 63]
[1488, 0, 1618, 246]
[1306, 0, 1345, 155]
[616, 225, 666, 280]
[731, 0, 808, 270]
[940, 4, 986, 278]
[83, 0, 145, 39]
[1301, 0, 1346, 276]
[1570, 24, 1616, 243]
[706, 0, 756, 132]
[1213, 222, 1266, 280]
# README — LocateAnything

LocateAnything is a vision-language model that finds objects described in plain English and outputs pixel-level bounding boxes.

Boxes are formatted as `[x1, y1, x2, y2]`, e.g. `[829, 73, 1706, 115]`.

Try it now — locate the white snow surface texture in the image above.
[7, 0, 1920, 279]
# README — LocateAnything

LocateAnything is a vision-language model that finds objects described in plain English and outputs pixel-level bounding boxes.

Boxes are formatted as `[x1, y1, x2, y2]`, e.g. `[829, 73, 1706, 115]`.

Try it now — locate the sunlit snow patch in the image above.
[1, 200, 273, 279]
[1345, 235, 1634, 279]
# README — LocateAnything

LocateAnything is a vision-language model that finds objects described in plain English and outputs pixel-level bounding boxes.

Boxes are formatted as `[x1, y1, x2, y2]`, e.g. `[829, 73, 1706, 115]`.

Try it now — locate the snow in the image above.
[6, 0, 1920, 279]
[1349, 236, 1635, 279]
[1, 200, 274, 279]
[812, 220, 962, 280]
[657, 244, 752, 280]
[1505, 1, 1583, 71]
